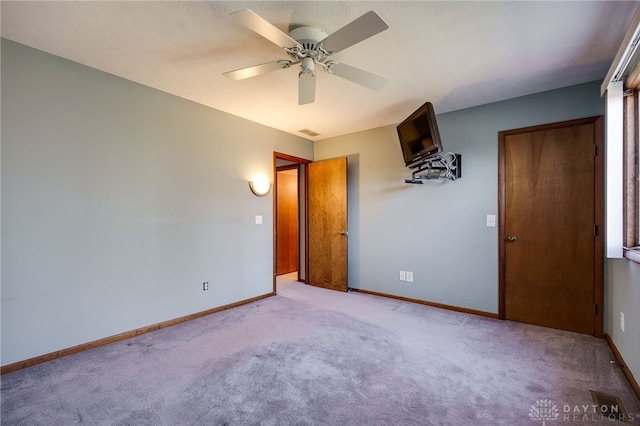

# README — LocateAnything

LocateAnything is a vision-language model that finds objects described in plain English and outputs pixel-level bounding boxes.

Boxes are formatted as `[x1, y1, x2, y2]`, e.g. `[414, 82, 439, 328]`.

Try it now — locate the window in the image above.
[622, 82, 640, 262]
[602, 9, 640, 263]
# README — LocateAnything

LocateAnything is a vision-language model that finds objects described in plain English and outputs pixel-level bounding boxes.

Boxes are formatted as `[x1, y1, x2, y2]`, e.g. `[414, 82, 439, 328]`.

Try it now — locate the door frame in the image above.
[273, 152, 312, 293]
[497, 116, 605, 336]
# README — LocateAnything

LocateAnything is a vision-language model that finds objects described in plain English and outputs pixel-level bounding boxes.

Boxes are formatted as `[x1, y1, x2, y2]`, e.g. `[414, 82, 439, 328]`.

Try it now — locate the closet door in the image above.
[499, 117, 604, 335]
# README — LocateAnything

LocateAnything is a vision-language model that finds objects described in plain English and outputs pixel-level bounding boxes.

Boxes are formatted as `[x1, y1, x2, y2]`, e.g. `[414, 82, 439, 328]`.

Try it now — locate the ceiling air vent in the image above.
[299, 128, 320, 137]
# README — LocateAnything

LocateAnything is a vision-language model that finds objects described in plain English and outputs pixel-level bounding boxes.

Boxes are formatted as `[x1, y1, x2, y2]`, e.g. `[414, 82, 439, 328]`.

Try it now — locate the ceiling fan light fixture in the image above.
[300, 57, 316, 77]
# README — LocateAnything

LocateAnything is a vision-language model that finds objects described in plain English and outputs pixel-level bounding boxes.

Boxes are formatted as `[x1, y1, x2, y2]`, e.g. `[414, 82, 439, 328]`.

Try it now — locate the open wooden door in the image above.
[498, 117, 604, 336]
[308, 157, 348, 292]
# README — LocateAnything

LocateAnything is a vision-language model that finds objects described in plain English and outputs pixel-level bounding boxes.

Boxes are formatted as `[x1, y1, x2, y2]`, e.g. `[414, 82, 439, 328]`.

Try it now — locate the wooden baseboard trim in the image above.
[604, 333, 640, 400]
[1, 292, 275, 375]
[350, 288, 499, 319]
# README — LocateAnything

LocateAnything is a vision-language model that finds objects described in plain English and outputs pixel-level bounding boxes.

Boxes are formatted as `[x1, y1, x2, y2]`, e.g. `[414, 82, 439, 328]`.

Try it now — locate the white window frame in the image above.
[602, 8, 640, 263]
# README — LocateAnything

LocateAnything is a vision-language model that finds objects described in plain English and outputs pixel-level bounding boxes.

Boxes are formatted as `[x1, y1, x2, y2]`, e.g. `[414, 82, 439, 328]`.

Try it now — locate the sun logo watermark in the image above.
[529, 398, 560, 425]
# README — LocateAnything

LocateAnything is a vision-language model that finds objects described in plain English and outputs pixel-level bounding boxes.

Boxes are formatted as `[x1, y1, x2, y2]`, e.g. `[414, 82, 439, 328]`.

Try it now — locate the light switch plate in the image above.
[255, 215, 263, 225]
[486, 214, 496, 227]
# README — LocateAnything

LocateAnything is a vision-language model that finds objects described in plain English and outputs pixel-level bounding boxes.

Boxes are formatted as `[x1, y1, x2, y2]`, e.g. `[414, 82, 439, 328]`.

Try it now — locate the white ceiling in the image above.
[2, 1, 639, 141]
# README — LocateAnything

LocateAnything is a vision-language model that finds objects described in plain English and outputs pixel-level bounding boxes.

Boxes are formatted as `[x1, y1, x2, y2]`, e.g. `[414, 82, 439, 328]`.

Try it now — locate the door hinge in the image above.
[594, 303, 598, 316]
[594, 225, 598, 236]
[594, 145, 598, 157]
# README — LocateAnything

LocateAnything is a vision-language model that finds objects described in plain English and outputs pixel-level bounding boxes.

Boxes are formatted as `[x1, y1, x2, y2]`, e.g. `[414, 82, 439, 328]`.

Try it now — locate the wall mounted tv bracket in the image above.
[405, 153, 462, 183]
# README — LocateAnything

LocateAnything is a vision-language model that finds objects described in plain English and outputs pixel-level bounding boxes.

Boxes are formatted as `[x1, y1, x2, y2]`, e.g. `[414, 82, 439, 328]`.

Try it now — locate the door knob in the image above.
[340, 231, 349, 236]
[506, 236, 517, 243]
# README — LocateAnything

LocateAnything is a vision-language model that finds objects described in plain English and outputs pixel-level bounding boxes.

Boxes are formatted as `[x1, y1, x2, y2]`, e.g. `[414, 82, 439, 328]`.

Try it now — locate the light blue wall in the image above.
[0, 39, 313, 366]
[314, 81, 605, 314]
[315, 80, 640, 384]
[607, 259, 640, 387]
[3, 39, 638, 386]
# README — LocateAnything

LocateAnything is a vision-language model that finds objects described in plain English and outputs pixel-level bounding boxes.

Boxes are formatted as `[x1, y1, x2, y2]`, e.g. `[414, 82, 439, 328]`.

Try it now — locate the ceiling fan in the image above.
[223, 9, 389, 105]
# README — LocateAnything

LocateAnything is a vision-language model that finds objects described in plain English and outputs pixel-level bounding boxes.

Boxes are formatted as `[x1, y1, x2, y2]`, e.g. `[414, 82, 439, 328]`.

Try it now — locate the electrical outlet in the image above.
[399, 271, 406, 281]
[406, 271, 413, 282]
[203, 282, 209, 291]
[621, 312, 625, 333]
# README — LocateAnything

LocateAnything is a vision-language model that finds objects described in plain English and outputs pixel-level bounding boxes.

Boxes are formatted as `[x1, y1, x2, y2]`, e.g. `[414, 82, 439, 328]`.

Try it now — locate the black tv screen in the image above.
[396, 101, 443, 167]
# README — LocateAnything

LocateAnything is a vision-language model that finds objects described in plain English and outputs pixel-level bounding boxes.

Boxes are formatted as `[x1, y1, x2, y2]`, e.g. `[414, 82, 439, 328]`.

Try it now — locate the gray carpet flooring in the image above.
[2, 275, 639, 425]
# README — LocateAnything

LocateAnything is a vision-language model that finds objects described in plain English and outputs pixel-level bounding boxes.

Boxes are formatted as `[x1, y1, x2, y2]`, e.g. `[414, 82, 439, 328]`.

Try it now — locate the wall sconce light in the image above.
[249, 177, 272, 197]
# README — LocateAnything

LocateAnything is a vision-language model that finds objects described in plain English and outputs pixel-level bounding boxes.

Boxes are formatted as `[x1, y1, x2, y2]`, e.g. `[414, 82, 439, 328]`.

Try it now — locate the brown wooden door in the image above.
[276, 168, 298, 275]
[499, 117, 603, 335]
[308, 157, 348, 292]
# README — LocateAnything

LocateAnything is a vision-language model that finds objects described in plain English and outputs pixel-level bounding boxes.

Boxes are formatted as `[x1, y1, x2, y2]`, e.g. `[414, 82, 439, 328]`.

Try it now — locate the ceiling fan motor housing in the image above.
[289, 27, 328, 59]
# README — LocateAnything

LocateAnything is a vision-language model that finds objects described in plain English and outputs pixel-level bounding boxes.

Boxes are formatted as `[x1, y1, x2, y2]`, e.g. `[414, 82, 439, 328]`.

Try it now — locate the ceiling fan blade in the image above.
[319, 11, 389, 53]
[230, 9, 299, 49]
[299, 71, 316, 105]
[223, 60, 291, 81]
[325, 62, 389, 91]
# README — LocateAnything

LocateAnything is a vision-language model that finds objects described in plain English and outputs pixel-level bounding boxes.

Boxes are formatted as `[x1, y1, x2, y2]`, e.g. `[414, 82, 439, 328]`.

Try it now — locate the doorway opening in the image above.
[273, 152, 311, 293]
[276, 166, 299, 276]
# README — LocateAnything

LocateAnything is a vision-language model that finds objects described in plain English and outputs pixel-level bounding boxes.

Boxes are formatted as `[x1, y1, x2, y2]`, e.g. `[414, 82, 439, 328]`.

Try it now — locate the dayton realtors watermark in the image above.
[529, 398, 637, 424]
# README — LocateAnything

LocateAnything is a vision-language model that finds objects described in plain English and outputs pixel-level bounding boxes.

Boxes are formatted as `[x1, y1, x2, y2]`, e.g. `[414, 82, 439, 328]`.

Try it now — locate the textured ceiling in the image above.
[2, 1, 639, 140]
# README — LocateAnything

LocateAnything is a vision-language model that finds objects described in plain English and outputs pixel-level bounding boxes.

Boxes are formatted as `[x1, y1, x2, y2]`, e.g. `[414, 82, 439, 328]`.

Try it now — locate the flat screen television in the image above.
[396, 101, 443, 167]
